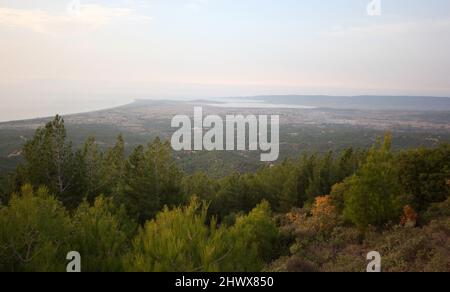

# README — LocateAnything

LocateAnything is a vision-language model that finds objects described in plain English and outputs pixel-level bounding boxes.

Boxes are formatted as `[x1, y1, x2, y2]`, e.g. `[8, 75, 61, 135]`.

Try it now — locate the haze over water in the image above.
[0, 96, 136, 123]
[1, 1, 450, 124]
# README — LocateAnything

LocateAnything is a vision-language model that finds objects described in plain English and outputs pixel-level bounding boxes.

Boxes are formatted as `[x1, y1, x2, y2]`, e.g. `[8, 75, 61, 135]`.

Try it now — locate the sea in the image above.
[0, 97, 134, 123]
[0, 96, 316, 123]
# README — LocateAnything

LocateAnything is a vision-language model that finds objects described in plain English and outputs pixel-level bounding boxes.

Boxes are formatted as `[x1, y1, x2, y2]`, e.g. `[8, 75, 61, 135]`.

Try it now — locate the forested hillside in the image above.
[0, 116, 449, 272]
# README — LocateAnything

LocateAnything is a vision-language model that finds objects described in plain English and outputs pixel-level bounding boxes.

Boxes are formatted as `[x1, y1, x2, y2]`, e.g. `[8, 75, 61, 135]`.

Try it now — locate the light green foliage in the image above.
[124, 199, 278, 272]
[71, 196, 135, 272]
[344, 134, 404, 230]
[0, 185, 71, 272]
[329, 180, 351, 214]
[225, 201, 279, 271]
[124, 199, 228, 272]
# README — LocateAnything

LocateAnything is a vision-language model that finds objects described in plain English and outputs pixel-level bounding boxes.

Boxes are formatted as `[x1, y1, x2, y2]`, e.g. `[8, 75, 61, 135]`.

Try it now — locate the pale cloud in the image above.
[327, 18, 450, 38]
[0, 4, 151, 34]
[185, 0, 209, 11]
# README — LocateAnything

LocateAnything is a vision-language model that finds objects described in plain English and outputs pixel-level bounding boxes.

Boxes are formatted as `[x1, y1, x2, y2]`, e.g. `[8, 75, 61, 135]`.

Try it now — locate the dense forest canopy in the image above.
[0, 116, 449, 272]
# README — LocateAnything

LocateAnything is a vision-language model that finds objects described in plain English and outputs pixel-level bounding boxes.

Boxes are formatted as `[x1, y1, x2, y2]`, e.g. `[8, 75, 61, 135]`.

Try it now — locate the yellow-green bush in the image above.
[124, 199, 278, 272]
[0, 185, 71, 272]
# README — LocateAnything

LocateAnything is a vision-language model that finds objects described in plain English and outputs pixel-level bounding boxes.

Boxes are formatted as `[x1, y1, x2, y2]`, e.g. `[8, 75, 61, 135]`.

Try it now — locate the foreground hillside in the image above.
[0, 116, 449, 272]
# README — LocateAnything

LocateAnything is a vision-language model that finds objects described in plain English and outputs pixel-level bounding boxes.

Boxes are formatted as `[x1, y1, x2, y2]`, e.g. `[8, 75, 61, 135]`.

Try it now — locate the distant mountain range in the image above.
[241, 95, 450, 111]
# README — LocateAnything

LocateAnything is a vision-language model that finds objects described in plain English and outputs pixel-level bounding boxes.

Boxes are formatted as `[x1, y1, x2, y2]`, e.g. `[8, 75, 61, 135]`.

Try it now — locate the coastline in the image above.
[3, 94, 450, 125]
[0, 98, 136, 124]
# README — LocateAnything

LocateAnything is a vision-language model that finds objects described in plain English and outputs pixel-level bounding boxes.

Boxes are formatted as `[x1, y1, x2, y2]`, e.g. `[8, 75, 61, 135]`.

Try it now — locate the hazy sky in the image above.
[1, 0, 450, 101]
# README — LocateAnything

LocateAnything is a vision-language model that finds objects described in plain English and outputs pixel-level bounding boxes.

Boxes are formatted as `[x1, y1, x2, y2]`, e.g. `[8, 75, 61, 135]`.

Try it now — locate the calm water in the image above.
[206, 99, 317, 109]
[0, 96, 316, 123]
[0, 97, 134, 123]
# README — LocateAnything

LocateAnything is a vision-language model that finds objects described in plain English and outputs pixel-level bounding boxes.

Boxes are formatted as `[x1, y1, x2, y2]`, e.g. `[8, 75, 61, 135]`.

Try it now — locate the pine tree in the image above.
[103, 135, 126, 196]
[123, 199, 278, 272]
[397, 144, 450, 211]
[296, 153, 316, 205]
[71, 196, 135, 272]
[75, 137, 104, 202]
[19, 115, 78, 207]
[343, 134, 404, 231]
[225, 201, 279, 271]
[123, 198, 229, 272]
[181, 172, 219, 203]
[0, 185, 71, 272]
[117, 138, 182, 223]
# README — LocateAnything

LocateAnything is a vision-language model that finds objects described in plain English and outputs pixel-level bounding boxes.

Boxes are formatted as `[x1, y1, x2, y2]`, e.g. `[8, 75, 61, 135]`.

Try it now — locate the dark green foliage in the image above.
[10, 116, 368, 219]
[116, 138, 183, 223]
[0, 173, 16, 205]
[209, 173, 257, 219]
[203, 149, 366, 219]
[102, 135, 126, 194]
[423, 196, 450, 222]
[0, 175, 6, 205]
[397, 144, 450, 212]
[181, 172, 220, 202]
[18, 116, 80, 207]
[1, 115, 449, 272]
[14, 116, 184, 222]
[73, 137, 107, 202]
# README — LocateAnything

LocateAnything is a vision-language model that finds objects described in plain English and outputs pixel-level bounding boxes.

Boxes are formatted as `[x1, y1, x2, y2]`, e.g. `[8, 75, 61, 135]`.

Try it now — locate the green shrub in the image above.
[124, 199, 278, 272]
[344, 135, 404, 231]
[0, 185, 71, 272]
[70, 196, 135, 272]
